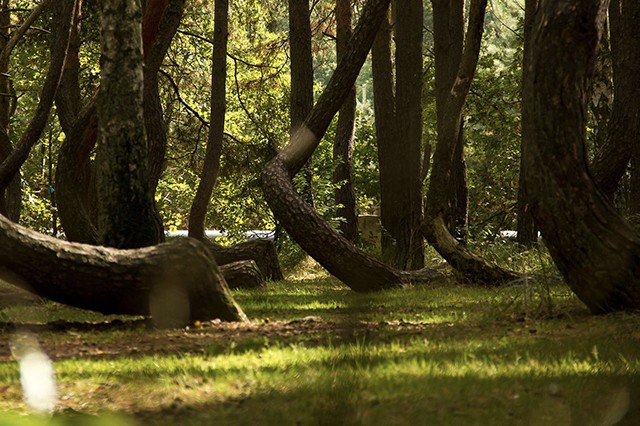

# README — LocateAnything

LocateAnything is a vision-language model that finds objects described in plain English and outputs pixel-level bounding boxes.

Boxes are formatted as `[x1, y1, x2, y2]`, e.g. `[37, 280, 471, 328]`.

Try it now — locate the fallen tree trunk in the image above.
[0, 215, 246, 326]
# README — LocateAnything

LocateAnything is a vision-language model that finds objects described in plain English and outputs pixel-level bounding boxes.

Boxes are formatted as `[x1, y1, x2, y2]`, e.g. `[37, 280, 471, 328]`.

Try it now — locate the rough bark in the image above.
[0, 0, 20, 221]
[391, 0, 424, 269]
[56, 0, 180, 244]
[431, 0, 467, 244]
[523, 0, 640, 312]
[371, 9, 397, 261]
[0, 215, 246, 325]
[263, 0, 444, 291]
[95, 0, 156, 249]
[422, 0, 518, 285]
[188, 0, 228, 240]
[220, 260, 264, 289]
[516, 0, 539, 245]
[0, 0, 72, 192]
[203, 238, 284, 282]
[332, 0, 357, 242]
[288, 0, 315, 205]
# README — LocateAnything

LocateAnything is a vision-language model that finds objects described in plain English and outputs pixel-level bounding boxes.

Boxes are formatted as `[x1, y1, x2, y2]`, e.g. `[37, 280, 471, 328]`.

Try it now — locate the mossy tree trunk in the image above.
[95, 0, 156, 249]
[522, 0, 640, 312]
[0, 215, 246, 325]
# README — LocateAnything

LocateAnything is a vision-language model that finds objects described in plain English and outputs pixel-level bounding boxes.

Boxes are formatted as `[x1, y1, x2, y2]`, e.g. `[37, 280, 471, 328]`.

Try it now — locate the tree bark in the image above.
[202, 238, 284, 282]
[220, 260, 264, 289]
[56, 0, 181, 244]
[0, 0, 72, 192]
[431, 0, 468, 244]
[522, 0, 640, 313]
[0, 0, 20, 221]
[263, 0, 443, 291]
[188, 0, 228, 240]
[0, 215, 246, 325]
[288, 0, 315, 206]
[333, 0, 357, 242]
[422, 0, 518, 285]
[516, 0, 539, 245]
[95, 0, 156, 249]
[391, 0, 424, 269]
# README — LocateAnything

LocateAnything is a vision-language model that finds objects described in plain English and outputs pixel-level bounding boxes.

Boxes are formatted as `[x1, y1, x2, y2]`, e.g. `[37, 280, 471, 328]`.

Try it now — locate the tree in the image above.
[0, 215, 245, 325]
[0, 0, 22, 222]
[589, 0, 640, 209]
[289, 0, 314, 205]
[263, 0, 443, 291]
[55, 0, 183, 244]
[186, 0, 283, 284]
[421, 0, 518, 284]
[0, 0, 71, 220]
[432, 0, 467, 244]
[0, 0, 246, 326]
[522, 0, 640, 312]
[372, 1, 424, 270]
[95, 0, 156, 249]
[332, 0, 357, 242]
[188, 0, 228, 241]
[515, 0, 539, 245]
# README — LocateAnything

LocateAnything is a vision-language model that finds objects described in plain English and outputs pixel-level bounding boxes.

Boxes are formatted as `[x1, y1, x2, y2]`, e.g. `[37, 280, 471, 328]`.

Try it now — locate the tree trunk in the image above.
[202, 238, 284, 282]
[431, 0, 468, 244]
[95, 0, 156, 249]
[0, 0, 20, 221]
[371, 8, 397, 262]
[422, 0, 518, 285]
[288, 0, 314, 206]
[516, 0, 539, 245]
[56, 0, 181, 245]
[0, 215, 245, 325]
[263, 0, 443, 291]
[589, 0, 640, 202]
[522, 0, 640, 313]
[333, 0, 357, 242]
[0, 0, 73, 193]
[220, 260, 264, 289]
[392, 0, 424, 269]
[188, 0, 228, 240]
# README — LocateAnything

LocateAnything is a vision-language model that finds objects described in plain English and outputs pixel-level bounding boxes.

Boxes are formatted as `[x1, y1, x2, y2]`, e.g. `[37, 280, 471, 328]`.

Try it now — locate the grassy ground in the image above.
[0, 251, 639, 425]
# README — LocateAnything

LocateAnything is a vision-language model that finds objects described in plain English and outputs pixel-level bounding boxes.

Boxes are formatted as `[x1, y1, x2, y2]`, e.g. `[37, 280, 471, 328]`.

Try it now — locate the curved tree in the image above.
[421, 0, 518, 284]
[522, 0, 640, 312]
[262, 0, 443, 291]
[0, 0, 73, 211]
[0, 215, 245, 325]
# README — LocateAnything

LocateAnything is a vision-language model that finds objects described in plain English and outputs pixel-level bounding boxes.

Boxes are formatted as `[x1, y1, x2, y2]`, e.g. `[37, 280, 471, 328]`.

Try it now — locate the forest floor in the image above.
[0, 256, 640, 425]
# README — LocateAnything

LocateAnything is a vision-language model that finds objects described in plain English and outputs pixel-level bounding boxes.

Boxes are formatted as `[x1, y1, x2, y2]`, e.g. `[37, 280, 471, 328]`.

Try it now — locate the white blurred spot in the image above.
[149, 282, 190, 328]
[11, 333, 58, 413]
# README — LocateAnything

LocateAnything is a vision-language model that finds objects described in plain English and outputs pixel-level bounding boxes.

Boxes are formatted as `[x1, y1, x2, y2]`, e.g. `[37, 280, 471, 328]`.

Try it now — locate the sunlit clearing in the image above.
[10, 332, 58, 414]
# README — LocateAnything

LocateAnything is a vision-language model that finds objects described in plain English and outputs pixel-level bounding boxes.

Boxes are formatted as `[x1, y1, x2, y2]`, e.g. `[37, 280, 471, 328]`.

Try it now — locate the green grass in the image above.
[1, 257, 640, 425]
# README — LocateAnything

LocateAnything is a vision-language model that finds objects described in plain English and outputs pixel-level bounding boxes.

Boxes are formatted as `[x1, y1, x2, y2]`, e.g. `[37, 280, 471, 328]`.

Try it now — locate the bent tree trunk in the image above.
[422, 0, 518, 285]
[262, 0, 443, 291]
[522, 0, 640, 312]
[0, 215, 245, 324]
